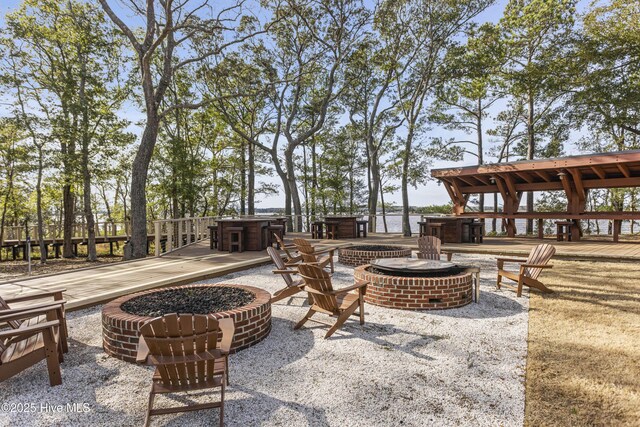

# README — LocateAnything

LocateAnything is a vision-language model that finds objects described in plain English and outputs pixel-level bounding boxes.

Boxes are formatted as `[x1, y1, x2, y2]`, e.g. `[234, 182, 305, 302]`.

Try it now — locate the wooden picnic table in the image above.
[323, 216, 359, 239]
[418, 216, 478, 243]
[216, 218, 276, 251]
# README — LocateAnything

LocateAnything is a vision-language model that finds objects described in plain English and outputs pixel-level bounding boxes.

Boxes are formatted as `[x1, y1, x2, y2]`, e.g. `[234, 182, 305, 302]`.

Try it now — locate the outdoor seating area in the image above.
[1, 232, 639, 426]
[2, 0, 639, 424]
[1, 250, 533, 425]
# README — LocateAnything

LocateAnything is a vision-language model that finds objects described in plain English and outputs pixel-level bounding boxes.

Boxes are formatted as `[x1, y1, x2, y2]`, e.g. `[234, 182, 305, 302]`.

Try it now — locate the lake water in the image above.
[370, 215, 634, 235]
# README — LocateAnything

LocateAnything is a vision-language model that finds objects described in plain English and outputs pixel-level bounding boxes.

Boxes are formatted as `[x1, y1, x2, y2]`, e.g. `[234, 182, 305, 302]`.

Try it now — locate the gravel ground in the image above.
[0, 254, 528, 427]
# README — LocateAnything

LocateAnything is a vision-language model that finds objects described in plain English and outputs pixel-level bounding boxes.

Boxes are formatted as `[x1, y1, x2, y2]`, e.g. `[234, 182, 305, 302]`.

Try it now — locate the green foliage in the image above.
[415, 203, 454, 214]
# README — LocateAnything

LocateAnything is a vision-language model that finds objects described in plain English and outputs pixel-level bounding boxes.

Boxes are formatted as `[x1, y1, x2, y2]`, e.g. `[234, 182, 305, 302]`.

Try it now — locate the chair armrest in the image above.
[272, 269, 296, 275]
[5, 289, 66, 304]
[136, 336, 150, 363]
[520, 264, 553, 269]
[218, 317, 235, 353]
[2, 300, 67, 314]
[495, 257, 527, 263]
[313, 248, 336, 255]
[0, 306, 62, 323]
[0, 319, 59, 341]
[329, 282, 368, 296]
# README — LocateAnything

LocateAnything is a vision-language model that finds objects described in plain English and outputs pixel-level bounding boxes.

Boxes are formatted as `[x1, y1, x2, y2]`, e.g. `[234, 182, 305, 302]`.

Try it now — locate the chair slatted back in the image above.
[293, 238, 320, 264]
[273, 234, 295, 259]
[0, 297, 22, 329]
[297, 264, 337, 313]
[267, 246, 294, 287]
[524, 244, 556, 279]
[417, 236, 441, 260]
[139, 314, 220, 387]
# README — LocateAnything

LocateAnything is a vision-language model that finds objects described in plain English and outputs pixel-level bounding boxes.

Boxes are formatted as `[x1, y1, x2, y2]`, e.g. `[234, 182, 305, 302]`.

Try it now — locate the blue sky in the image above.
[0, 0, 588, 209]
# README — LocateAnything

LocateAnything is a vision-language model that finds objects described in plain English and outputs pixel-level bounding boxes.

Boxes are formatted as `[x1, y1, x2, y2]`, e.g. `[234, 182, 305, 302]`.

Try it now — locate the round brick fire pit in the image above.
[102, 284, 271, 363]
[354, 263, 473, 310]
[338, 245, 412, 267]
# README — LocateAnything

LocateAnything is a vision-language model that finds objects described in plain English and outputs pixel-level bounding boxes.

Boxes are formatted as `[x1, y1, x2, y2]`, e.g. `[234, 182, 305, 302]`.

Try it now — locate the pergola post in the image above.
[495, 175, 519, 237]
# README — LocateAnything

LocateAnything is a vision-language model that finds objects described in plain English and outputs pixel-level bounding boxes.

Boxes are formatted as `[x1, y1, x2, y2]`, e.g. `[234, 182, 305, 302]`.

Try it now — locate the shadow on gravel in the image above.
[426, 288, 527, 320]
[328, 321, 436, 362]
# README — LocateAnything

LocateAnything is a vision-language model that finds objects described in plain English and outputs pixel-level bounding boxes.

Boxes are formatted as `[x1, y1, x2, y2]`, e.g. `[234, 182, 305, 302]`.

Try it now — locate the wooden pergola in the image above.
[431, 150, 640, 241]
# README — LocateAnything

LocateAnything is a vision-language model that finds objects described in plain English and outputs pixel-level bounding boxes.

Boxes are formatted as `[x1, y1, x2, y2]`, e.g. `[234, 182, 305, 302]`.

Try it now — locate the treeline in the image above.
[0, 0, 638, 260]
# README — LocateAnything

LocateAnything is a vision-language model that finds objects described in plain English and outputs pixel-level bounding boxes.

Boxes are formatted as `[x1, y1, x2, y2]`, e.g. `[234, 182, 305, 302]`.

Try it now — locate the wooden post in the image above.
[178, 220, 183, 249]
[154, 221, 161, 256]
[166, 222, 172, 253]
[537, 218, 544, 239]
[613, 219, 621, 242]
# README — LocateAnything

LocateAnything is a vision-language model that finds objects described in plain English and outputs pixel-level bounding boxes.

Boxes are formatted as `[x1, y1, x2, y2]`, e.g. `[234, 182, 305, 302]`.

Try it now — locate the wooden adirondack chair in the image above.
[272, 233, 302, 264]
[295, 264, 367, 338]
[136, 314, 235, 427]
[496, 244, 556, 297]
[416, 236, 452, 261]
[292, 238, 335, 273]
[267, 246, 307, 304]
[0, 289, 68, 356]
[0, 305, 65, 386]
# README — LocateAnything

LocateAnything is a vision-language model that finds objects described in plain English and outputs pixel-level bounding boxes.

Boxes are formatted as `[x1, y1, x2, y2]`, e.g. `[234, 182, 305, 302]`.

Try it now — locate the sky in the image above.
[0, 0, 590, 210]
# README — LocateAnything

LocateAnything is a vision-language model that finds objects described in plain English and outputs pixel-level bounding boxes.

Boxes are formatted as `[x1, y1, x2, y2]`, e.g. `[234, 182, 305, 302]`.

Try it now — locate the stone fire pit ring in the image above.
[338, 245, 412, 267]
[354, 264, 473, 310]
[102, 283, 271, 363]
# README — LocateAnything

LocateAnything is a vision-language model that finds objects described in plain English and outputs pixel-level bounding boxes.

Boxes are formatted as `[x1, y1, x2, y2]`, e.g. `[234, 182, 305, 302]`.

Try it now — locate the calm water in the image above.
[371, 215, 634, 235]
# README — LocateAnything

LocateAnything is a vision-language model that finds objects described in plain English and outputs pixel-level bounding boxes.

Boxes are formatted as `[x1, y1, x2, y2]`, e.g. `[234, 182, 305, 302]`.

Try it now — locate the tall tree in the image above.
[98, 0, 269, 258]
[379, 0, 493, 236]
[2, 0, 130, 260]
[342, 32, 403, 232]
[570, 0, 640, 146]
[253, 0, 369, 231]
[499, 0, 576, 233]
[433, 23, 504, 214]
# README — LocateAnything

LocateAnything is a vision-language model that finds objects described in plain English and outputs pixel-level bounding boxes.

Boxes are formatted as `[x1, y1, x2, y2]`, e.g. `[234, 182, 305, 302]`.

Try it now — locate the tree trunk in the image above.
[62, 183, 75, 258]
[311, 138, 317, 219]
[61, 138, 75, 258]
[36, 145, 47, 264]
[401, 127, 413, 237]
[526, 94, 535, 234]
[302, 144, 310, 230]
[368, 139, 381, 233]
[285, 146, 303, 232]
[0, 160, 15, 249]
[380, 183, 388, 233]
[248, 139, 255, 215]
[79, 61, 97, 261]
[128, 118, 158, 259]
[477, 98, 484, 215]
[240, 138, 246, 215]
[492, 192, 498, 233]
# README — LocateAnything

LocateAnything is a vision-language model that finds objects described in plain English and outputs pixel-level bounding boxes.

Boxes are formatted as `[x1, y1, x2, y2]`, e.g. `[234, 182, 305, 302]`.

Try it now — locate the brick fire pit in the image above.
[338, 245, 412, 267]
[102, 284, 271, 363]
[354, 262, 474, 310]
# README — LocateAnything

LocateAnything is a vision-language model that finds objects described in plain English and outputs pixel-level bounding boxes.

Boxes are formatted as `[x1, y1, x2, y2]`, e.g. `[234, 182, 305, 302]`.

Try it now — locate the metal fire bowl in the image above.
[369, 258, 458, 274]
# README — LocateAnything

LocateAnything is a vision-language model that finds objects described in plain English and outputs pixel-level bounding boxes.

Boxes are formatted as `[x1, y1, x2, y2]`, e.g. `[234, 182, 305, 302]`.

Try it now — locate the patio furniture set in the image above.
[0, 233, 556, 426]
[311, 216, 369, 239]
[207, 217, 287, 253]
[418, 216, 485, 244]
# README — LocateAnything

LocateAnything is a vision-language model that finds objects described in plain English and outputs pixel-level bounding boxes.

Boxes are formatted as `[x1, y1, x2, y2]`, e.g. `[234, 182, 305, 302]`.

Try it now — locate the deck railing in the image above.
[153, 217, 217, 256]
[0, 221, 139, 244]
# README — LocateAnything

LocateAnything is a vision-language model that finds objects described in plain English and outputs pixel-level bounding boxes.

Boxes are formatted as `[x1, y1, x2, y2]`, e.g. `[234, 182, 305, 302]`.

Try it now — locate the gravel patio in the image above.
[0, 254, 529, 426]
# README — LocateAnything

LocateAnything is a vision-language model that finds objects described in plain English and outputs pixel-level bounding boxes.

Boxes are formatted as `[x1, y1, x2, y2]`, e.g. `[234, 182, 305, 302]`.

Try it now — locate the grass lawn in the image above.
[525, 259, 640, 426]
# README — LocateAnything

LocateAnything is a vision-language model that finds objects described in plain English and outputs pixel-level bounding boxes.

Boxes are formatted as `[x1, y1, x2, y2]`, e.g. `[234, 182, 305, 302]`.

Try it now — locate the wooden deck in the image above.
[0, 238, 351, 311]
[1, 233, 639, 311]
